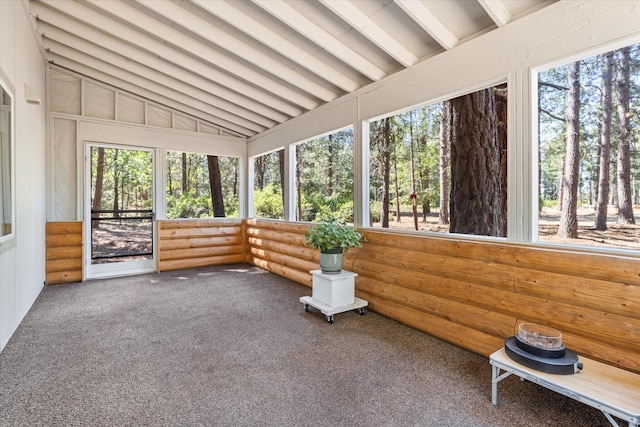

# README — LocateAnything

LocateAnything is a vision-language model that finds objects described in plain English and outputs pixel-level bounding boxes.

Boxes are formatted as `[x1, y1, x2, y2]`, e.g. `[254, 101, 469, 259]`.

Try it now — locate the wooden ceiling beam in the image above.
[319, 0, 418, 68]
[73, 0, 320, 111]
[194, 0, 360, 92]
[44, 40, 266, 134]
[32, 5, 293, 124]
[394, 0, 459, 50]
[41, 35, 274, 131]
[48, 57, 254, 137]
[136, 0, 339, 102]
[253, 0, 386, 82]
[478, 0, 512, 27]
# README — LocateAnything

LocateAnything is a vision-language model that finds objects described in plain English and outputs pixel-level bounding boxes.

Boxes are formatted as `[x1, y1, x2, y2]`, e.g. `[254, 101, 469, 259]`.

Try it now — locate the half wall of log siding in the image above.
[45, 221, 83, 285]
[244, 219, 640, 374]
[158, 219, 244, 272]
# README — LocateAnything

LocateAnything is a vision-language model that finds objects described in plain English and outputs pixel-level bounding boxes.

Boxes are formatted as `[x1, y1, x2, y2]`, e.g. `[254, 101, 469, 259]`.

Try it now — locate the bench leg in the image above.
[492, 365, 499, 405]
[491, 365, 514, 406]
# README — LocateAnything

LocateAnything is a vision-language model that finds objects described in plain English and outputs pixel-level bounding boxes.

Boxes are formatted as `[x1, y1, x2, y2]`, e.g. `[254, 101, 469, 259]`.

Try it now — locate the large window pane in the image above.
[253, 150, 284, 220]
[537, 43, 639, 250]
[296, 128, 354, 222]
[369, 84, 507, 237]
[166, 151, 239, 218]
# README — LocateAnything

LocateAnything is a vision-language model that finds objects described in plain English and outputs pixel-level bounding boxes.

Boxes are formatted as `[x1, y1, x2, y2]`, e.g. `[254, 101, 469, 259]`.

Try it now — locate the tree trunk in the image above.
[113, 150, 120, 218]
[439, 101, 450, 225]
[595, 51, 614, 231]
[381, 118, 391, 228]
[327, 134, 334, 196]
[181, 152, 188, 194]
[278, 149, 285, 213]
[449, 88, 505, 236]
[495, 84, 508, 232]
[92, 147, 105, 224]
[255, 156, 265, 190]
[207, 155, 225, 217]
[558, 61, 581, 239]
[296, 145, 303, 221]
[615, 47, 636, 225]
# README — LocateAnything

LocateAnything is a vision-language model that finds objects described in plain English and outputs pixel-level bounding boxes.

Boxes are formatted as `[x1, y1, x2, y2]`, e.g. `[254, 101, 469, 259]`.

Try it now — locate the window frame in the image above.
[0, 75, 15, 247]
[530, 36, 640, 256]
[362, 81, 511, 242]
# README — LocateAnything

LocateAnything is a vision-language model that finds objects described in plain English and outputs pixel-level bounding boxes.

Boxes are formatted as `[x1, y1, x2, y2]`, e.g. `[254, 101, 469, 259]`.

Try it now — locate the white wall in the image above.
[247, 1, 640, 238]
[0, 0, 47, 350]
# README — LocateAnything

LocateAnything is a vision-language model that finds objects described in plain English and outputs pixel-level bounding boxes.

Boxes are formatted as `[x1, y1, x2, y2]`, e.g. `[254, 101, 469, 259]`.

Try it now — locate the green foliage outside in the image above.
[305, 219, 365, 253]
[165, 151, 239, 219]
[166, 193, 213, 218]
[252, 129, 356, 223]
[370, 104, 443, 223]
[253, 184, 283, 219]
[91, 147, 153, 212]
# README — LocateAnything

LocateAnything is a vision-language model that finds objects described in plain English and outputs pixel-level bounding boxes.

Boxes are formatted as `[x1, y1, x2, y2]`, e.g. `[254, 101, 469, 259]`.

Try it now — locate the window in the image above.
[369, 84, 508, 237]
[253, 149, 284, 220]
[166, 151, 239, 218]
[295, 128, 354, 222]
[0, 79, 14, 243]
[537, 42, 639, 250]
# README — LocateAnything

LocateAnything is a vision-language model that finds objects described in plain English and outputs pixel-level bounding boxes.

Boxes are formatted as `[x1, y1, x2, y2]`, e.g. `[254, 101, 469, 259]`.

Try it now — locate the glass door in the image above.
[85, 144, 156, 279]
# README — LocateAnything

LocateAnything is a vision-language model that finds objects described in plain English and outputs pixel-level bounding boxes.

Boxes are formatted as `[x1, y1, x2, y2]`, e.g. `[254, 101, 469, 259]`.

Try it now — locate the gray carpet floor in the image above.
[0, 264, 615, 426]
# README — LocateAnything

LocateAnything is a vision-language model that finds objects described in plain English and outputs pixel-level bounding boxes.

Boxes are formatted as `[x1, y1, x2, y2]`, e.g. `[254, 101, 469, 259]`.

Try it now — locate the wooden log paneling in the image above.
[248, 247, 317, 273]
[249, 256, 312, 287]
[46, 221, 82, 285]
[244, 220, 640, 374]
[244, 219, 315, 287]
[157, 219, 244, 272]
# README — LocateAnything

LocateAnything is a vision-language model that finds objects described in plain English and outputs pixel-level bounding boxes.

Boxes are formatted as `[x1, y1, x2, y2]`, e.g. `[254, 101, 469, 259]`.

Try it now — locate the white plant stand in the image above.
[300, 269, 368, 324]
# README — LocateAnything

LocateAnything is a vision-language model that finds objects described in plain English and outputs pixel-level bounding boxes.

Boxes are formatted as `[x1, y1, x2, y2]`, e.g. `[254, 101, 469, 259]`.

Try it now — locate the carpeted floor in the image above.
[0, 264, 615, 426]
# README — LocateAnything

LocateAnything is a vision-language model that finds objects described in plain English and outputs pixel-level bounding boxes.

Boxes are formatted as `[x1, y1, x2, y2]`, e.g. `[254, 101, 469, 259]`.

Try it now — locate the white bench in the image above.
[490, 348, 640, 427]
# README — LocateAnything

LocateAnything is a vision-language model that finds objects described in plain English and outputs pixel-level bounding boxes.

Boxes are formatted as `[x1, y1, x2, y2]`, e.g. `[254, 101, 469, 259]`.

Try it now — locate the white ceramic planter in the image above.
[319, 251, 343, 274]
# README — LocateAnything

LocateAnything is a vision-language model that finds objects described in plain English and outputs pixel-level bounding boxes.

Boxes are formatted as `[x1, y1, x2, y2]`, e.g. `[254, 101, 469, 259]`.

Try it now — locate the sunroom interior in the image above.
[1, 0, 639, 423]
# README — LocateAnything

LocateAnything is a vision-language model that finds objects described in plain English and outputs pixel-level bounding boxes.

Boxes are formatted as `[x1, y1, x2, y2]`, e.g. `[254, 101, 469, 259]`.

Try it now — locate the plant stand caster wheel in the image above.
[304, 303, 310, 312]
[327, 315, 335, 324]
[357, 307, 366, 315]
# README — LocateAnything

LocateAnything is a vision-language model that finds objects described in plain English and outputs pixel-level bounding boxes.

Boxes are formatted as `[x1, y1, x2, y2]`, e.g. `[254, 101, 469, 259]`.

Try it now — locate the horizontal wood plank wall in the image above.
[244, 220, 640, 374]
[244, 219, 317, 287]
[46, 221, 83, 285]
[158, 219, 244, 272]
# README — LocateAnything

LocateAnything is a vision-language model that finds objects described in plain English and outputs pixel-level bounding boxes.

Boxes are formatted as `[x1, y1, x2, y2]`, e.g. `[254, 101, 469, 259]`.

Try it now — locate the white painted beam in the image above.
[48, 0, 318, 111]
[34, 14, 289, 124]
[253, 0, 386, 82]
[319, 0, 418, 68]
[394, 0, 459, 50]
[194, 0, 359, 92]
[42, 36, 273, 131]
[135, 0, 339, 102]
[45, 46, 262, 136]
[50, 59, 253, 138]
[478, 0, 511, 27]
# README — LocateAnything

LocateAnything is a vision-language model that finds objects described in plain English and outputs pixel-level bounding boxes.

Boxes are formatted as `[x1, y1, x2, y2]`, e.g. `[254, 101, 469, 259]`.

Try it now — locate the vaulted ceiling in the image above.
[28, 0, 556, 138]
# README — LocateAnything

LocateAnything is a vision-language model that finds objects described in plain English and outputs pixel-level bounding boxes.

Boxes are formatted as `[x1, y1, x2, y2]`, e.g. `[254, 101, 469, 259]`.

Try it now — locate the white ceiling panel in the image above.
[27, 0, 558, 138]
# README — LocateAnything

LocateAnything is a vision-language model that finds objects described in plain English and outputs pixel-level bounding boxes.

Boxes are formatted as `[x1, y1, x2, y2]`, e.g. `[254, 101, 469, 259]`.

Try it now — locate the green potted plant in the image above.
[305, 219, 365, 274]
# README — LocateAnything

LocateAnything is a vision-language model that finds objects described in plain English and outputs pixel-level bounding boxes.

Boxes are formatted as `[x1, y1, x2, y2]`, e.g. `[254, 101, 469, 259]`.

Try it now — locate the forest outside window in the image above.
[253, 149, 284, 220]
[166, 151, 239, 219]
[537, 42, 639, 251]
[295, 128, 354, 223]
[0, 79, 13, 243]
[369, 84, 507, 237]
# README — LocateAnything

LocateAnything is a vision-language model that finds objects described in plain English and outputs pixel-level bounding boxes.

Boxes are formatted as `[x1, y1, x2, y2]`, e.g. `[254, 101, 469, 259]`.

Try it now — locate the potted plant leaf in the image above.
[305, 219, 365, 274]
